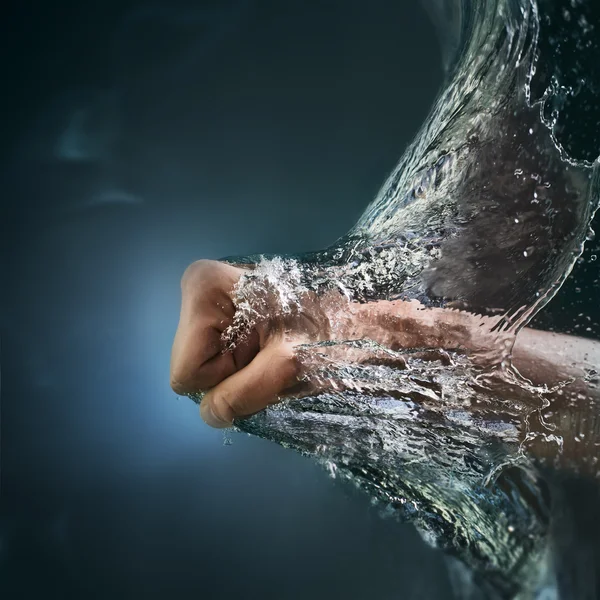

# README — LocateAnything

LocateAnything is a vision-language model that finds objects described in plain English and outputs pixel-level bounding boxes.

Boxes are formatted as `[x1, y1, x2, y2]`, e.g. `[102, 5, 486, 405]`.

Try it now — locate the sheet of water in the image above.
[191, 1, 600, 597]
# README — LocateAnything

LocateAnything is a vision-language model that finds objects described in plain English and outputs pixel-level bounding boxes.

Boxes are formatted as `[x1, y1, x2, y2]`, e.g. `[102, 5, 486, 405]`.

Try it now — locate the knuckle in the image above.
[180, 260, 241, 307]
[181, 259, 218, 288]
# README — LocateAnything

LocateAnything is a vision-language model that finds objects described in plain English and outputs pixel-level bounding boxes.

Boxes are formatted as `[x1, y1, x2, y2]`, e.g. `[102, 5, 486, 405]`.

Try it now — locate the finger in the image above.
[171, 320, 259, 394]
[170, 261, 257, 393]
[199, 338, 301, 428]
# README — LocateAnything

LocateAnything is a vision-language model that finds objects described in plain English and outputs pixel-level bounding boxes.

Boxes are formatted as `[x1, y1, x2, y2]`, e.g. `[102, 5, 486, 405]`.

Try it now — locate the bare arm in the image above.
[171, 259, 600, 474]
[511, 328, 600, 473]
[346, 299, 600, 394]
[512, 328, 600, 392]
[342, 299, 600, 471]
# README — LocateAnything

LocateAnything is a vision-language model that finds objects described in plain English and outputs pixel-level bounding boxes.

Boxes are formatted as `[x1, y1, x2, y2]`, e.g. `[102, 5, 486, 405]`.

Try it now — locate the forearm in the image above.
[335, 298, 599, 392]
[335, 298, 600, 471]
[509, 328, 600, 473]
[331, 298, 513, 363]
[511, 328, 600, 393]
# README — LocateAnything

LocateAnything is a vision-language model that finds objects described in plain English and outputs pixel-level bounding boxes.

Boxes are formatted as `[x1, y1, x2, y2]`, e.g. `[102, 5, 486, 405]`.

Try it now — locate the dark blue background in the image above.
[1, 1, 456, 598]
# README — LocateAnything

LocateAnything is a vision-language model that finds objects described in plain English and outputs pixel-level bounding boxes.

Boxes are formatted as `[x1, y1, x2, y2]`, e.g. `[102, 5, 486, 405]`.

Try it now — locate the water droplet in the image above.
[326, 461, 338, 478]
[591, 255, 597, 262]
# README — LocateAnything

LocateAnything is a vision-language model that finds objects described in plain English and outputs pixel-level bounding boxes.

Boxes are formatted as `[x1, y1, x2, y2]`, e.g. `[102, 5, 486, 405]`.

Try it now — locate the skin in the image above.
[170, 259, 600, 472]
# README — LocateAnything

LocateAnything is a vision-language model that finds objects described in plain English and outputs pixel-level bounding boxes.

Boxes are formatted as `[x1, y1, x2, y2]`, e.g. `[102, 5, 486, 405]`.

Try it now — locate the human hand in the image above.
[170, 259, 498, 429]
[170, 260, 327, 427]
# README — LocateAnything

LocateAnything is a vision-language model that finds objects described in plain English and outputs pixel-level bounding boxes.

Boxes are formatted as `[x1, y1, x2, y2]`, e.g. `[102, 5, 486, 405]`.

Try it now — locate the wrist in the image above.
[324, 295, 510, 361]
[326, 298, 444, 350]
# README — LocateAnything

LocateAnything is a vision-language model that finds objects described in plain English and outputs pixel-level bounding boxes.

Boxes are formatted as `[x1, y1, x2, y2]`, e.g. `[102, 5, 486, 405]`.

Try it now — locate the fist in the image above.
[170, 260, 322, 427]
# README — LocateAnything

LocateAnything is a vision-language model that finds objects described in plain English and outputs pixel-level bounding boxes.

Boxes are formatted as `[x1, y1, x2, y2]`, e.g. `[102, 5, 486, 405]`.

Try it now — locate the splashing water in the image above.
[196, 1, 600, 597]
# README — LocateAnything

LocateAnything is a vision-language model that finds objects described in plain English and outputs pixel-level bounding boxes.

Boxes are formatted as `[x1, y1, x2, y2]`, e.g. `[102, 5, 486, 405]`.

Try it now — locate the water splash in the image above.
[202, 1, 600, 597]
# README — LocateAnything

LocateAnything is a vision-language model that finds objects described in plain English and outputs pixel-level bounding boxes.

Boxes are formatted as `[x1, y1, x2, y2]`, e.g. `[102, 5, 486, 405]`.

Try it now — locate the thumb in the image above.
[199, 336, 303, 428]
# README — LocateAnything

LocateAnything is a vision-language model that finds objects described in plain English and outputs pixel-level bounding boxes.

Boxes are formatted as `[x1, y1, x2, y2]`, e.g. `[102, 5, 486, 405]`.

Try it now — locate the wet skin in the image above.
[171, 259, 600, 473]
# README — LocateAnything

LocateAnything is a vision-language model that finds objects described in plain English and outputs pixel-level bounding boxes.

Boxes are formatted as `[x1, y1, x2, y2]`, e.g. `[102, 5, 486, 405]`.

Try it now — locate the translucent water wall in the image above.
[190, 1, 600, 597]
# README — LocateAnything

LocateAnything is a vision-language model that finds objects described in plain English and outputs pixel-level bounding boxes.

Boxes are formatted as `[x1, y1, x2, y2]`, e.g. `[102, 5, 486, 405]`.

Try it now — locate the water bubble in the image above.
[578, 14, 593, 34]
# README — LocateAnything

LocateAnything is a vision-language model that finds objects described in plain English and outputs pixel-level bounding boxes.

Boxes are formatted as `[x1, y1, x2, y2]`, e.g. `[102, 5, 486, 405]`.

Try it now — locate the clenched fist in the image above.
[170, 260, 327, 427]
[170, 258, 529, 429]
